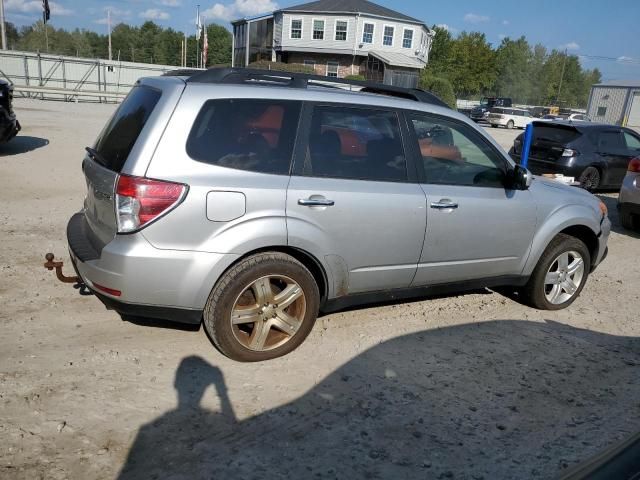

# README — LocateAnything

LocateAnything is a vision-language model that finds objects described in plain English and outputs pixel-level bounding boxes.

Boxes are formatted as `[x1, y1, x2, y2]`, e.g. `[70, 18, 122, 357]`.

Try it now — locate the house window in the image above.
[362, 23, 374, 44]
[402, 29, 413, 49]
[597, 106, 607, 116]
[313, 19, 325, 40]
[383, 25, 394, 46]
[326, 61, 339, 77]
[290, 19, 302, 39]
[335, 20, 348, 41]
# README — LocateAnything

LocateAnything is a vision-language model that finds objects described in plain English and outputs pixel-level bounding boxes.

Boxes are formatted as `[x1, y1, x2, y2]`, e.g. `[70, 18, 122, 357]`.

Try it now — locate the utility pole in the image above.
[556, 49, 567, 104]
[107, 9, 112, 61]
[0, 0, 7, 50]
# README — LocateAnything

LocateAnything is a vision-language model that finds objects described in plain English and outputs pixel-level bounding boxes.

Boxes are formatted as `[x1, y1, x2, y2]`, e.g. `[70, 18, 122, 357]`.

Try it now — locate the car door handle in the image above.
[298, 198, 335, 207]
[430, 200, 458, 209]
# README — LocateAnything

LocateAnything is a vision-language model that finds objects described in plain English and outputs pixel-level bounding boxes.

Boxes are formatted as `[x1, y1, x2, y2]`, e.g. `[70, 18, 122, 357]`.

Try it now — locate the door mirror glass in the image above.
[511, 165, 532, 190]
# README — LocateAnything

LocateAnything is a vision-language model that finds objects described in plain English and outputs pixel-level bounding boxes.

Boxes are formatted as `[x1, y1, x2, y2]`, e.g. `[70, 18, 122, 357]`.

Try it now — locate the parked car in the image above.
[565, 113, 591, 122]
[488, 107, 534, 129]
[510, 120, 640, 191]
[618, 156, 640, 231]
[0, 79, 20, 143]
[66, 69, 610, 361]
[470, 97, 512, 122]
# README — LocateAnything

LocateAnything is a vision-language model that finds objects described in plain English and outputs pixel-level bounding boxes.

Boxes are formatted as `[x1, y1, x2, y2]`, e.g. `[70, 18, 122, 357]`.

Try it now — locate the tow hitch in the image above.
[44, 253, 81, 284]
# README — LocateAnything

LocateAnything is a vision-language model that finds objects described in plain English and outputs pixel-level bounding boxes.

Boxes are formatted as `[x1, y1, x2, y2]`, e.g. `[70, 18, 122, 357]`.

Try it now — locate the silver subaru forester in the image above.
[67, 68, 610, 361]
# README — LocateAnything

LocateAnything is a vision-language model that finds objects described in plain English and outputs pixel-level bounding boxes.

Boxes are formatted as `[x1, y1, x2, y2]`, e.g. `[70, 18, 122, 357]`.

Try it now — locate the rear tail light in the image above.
[561, 148, 578, 157]
[92, 282, 122, 297]
[115, 174, 187, 233]
[628, 157, 640, 172]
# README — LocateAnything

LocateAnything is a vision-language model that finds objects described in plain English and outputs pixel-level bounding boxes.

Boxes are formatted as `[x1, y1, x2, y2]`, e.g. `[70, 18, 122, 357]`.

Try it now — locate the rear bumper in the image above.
[67, 211, 240, 318]
[618, 173, 640, 205]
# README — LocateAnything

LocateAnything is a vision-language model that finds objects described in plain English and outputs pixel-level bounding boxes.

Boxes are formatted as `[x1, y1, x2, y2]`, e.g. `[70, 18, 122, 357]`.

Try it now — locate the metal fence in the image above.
[0, 50, 188, 103]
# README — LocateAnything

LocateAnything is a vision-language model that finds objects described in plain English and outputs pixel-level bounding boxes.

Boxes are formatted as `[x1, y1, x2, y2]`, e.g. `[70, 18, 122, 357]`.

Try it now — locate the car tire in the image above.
[620, 205, 640, 231]
[506, 120, 514, 129]
[203, 252, 320, 362]
[521, 233, 591, 310]
[579, 166, 600, 191]
[490, 124, 497, 128]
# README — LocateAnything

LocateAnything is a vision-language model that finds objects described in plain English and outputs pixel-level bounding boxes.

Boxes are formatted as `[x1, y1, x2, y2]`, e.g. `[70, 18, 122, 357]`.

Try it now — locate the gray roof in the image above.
[594, 79, 640, 88]
[278, 0, 425, 25]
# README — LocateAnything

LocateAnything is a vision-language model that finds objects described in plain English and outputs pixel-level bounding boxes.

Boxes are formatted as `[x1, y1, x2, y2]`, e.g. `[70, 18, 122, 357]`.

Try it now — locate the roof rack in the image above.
[162, 68, 204, 77]
[185, 68, 449, 108]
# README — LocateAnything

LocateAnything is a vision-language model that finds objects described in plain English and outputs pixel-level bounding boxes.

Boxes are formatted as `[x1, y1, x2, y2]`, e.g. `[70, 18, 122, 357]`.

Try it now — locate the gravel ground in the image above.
[1, 99, 639, 480]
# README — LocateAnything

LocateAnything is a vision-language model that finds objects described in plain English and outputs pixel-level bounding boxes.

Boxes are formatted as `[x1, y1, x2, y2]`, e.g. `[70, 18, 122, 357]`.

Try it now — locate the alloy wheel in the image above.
[230, 275, 306, 351]
[544, 250, 585, 305]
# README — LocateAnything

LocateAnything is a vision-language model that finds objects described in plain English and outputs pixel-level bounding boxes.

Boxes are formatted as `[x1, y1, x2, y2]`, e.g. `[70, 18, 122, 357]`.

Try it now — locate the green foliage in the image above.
[249, 61, 315, 74]
[344, 74, 366, 81]
[419, 73, 456, 108]
[11, 20, 231, 67]
[427, 26, 599, 107]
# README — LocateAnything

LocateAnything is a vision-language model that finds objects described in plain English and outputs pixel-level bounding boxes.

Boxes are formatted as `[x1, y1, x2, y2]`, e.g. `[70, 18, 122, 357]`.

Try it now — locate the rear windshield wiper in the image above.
[85, 146, 108, 167]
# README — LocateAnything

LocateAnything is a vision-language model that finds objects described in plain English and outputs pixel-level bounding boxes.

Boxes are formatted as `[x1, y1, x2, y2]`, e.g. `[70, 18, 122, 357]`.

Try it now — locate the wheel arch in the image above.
[523, 205, 601, 276]
[209, 245, 330, 306]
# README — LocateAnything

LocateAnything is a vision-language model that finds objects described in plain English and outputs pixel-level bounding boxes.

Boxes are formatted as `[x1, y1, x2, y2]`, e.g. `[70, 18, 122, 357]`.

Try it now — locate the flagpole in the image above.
[196, 4, 200, 69]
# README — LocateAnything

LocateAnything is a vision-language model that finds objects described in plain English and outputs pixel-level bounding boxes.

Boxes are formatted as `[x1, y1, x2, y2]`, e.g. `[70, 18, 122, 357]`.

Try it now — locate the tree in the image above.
[446, 32, 496, 97]
[494, 36, 532, 103]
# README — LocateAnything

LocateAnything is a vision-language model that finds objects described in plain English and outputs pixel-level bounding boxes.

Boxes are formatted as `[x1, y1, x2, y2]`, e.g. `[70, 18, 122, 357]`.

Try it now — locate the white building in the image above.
[232, 0, 433, 88]
[586, 80, 640, 127]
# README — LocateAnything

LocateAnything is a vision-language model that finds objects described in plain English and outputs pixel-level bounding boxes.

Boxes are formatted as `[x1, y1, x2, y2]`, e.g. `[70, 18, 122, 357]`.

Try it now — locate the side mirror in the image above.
[511, 164, 532, 190]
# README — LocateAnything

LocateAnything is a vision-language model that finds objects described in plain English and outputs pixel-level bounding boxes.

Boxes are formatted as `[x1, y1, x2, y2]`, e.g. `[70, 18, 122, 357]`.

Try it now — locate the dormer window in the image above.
[383, 25, 394, 46]
[313, 19, 325, 40]
[362, 22, 374, 44]
[290, 19, 302, 39]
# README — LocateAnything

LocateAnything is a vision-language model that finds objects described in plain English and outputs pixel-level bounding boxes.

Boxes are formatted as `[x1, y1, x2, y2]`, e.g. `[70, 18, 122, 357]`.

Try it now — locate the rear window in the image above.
[532, 125, 581, 145]
[186, 99, 301, 175]
[93, 85, 161, 172]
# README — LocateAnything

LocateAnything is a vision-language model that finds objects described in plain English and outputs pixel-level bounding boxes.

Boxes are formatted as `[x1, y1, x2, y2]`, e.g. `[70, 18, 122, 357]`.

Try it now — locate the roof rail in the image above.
[185, 68, 449, 108]
[162, 68, 204, 77]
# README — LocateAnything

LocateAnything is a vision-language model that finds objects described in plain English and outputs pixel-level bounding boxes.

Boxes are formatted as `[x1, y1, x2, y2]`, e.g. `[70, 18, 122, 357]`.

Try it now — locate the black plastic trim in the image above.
[93, 291, 203, 325]
[321, 275, 528, 313]
[67, 212, 102, 262]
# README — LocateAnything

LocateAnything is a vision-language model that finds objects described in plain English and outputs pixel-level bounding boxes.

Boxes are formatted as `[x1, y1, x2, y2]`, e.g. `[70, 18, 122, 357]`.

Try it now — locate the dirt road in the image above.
[1, 99, 639, 480]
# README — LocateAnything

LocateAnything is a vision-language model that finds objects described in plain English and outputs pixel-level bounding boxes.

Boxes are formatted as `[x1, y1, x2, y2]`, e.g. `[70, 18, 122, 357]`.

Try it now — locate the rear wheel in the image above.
[579, 166, 600, 191]
[506, 120, 515, 129]
[522, 234, 590, 310]
[203, 252, 320, 362]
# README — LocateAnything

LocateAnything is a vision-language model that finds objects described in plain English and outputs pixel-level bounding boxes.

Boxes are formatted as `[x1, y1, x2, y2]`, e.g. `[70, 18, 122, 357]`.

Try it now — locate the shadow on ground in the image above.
[596, 194, 640, 238]
[0, 136, 49, 155]
[118, 320, 640, 480]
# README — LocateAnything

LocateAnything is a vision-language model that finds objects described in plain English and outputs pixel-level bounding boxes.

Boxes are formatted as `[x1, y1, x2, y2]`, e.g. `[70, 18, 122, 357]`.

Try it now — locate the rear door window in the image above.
[597, 130, 626, 152]
[187, 99, 301, 175]
[303, 105, 407, 182]
[93, 85, 161, 172]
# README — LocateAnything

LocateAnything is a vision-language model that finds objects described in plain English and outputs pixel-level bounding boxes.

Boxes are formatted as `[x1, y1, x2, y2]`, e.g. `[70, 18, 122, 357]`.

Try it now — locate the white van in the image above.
[488, 107, 533, 129]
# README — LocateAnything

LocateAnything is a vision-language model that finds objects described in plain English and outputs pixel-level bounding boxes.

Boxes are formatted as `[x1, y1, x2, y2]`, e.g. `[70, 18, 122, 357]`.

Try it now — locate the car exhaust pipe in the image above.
[44, 253, 81, 284]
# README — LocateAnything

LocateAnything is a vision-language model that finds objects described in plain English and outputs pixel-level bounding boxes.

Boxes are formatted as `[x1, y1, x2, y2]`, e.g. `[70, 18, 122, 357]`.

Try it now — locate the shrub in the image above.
[344, 74, 366, 81]
[418, 73, 457, 108]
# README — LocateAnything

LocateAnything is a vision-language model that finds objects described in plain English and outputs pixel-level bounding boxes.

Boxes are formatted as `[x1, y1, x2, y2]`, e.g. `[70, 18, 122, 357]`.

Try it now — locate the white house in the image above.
[231, 0, 433, 88]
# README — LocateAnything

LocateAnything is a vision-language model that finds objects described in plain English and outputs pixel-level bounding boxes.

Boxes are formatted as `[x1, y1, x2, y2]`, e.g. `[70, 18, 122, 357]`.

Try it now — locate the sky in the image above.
[4, 0, 640, 81]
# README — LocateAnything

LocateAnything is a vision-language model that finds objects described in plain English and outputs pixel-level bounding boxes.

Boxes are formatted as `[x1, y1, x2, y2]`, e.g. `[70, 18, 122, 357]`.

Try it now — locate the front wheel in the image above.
[579, 166, 600, 191]
[204, 252, 320, 362]
[521, 234, 590, 310]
